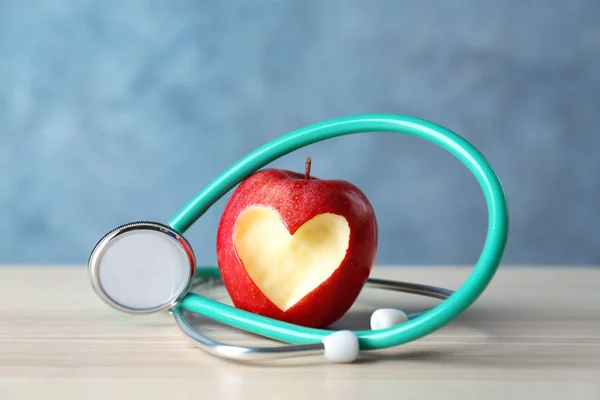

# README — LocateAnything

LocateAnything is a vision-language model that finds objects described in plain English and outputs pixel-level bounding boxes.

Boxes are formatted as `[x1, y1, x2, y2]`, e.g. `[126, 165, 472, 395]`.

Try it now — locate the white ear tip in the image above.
[370, 308, 408, 330]
[322, 330, 359, 363]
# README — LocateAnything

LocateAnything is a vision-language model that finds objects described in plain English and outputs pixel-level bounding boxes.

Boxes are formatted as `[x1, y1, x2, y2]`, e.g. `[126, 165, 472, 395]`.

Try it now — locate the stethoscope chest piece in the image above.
[88, 221, 196, 314]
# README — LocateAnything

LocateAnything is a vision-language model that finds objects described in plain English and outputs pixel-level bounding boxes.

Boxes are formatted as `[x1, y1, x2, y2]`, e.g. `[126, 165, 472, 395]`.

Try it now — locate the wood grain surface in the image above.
[0, 266, 599, 399]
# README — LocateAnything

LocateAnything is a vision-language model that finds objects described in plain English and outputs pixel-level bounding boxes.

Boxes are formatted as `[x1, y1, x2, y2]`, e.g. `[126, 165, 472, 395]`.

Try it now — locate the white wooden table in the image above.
[0, 266, 599, 399]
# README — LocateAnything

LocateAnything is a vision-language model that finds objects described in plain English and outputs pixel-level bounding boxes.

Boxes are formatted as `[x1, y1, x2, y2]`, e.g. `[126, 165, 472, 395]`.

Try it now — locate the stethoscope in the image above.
[88, 114, 509, 364]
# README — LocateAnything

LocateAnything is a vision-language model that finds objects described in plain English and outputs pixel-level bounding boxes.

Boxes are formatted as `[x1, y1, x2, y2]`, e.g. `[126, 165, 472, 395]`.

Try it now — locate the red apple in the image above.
[216, 158, 378, 328]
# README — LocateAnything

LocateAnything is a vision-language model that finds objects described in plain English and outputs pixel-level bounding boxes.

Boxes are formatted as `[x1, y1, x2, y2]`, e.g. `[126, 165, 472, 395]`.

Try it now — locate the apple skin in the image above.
[216, 168, 378, 328]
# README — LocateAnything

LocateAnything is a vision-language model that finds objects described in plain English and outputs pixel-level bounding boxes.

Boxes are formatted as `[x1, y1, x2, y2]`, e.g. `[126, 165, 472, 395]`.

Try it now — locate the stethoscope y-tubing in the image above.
[167, 114, 509, 351]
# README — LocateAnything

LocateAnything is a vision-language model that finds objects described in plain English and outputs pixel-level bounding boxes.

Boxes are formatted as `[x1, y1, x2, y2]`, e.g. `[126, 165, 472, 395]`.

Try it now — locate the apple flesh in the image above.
[216, 161, 378, 328]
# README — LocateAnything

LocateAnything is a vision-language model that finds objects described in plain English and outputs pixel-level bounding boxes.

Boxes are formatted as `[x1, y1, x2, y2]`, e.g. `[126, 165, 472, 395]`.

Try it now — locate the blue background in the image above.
[1, 1, 598, 266]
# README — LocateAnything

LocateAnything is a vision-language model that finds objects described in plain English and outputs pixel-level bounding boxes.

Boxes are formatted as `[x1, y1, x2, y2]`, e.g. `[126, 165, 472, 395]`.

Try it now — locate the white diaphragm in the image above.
[88, 222, 195, 314]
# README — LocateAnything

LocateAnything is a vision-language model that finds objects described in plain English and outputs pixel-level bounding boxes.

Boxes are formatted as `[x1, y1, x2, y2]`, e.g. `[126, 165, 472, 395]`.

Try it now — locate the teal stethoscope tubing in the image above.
[168, 114, 509, 351]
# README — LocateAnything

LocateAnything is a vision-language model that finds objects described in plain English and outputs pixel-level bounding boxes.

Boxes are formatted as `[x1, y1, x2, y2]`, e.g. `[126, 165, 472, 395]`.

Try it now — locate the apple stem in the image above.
[305, 157, 311, 180]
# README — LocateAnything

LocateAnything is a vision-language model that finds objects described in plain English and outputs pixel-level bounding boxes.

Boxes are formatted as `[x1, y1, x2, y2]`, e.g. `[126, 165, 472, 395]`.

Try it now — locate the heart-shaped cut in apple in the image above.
[233, 206, 350, 311]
